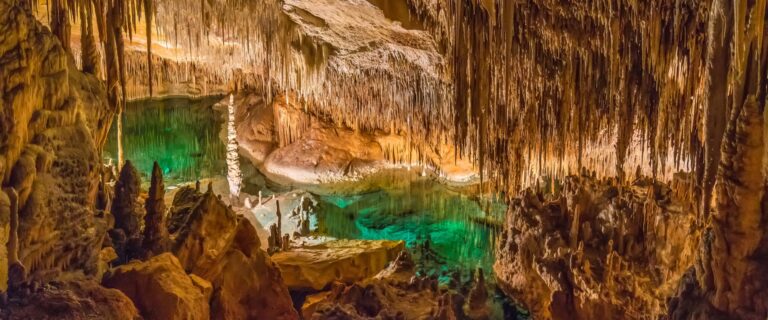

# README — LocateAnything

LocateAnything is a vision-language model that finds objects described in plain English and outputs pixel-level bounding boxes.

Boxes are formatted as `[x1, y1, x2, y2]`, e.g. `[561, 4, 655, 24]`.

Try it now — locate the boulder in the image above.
[271, 239, 404, 291]
[303, 250, 458, 320]
[102, 253, 210, 320]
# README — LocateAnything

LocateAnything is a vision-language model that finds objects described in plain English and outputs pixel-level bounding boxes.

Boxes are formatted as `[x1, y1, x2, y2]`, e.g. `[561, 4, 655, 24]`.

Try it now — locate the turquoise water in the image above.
[106, 96, 507, 278]
[312, 171, 506, 280]
[104, 95, 226, 186]
[105, 96, 523, 317]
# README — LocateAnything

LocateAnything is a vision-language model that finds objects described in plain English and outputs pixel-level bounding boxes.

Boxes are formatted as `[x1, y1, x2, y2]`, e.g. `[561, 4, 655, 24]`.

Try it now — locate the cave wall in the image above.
[477, 0, 767, 318]
[0, 0, 115, 292]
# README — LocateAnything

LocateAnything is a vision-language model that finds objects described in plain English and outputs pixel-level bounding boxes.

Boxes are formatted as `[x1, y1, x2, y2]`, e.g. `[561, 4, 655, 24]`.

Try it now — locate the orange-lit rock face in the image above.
[494, 174, 700, 319]
[271, 239, 404, 291]
[168, 186, 298, 320]
[232, 93, 478, 185]
[103, 253, 211, 320]
[0, 0, 113, 290]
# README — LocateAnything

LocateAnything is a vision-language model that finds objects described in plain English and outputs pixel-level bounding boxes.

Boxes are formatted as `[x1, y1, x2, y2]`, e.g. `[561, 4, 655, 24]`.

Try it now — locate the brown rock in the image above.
[103, 253, 210, 320]
[143, 161, 169, 257]
[169, 188, 298, 320]
[494, 174, 699, 319]
[2, 278, 140, 320]
[0, 0, 113, 287]
[171, 190, 239, 274]
[271, 239, 404, 291]
[111, 160, 145, 263]
[112, 161, 144, 238]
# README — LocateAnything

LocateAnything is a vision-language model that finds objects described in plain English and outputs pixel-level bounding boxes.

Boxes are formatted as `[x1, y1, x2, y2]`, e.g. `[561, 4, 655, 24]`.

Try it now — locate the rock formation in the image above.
[271, 239, 404, 291]
[0, 0, 114, 292]
[2, 276, 141, 320]
[495, 173, 700, 319]
[110, 160, 145, 264]
[103, 253, 211, 320]
[168, 186, 298, 320]
[142, 161, 169, 258]
[303, 249, 492, 320]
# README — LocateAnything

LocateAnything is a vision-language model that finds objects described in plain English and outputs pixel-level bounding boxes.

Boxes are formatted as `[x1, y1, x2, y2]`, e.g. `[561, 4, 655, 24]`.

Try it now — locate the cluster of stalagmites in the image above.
[494, 171, 702, 319]
[0, 6, 299, 318]
[4, 157, 300, 319]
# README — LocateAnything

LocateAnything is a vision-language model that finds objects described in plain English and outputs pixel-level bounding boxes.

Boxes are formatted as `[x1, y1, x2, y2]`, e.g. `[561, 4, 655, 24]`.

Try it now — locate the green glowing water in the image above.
[312, 171, 506, 280]
[104, 96, 523, 317]
[106, 97, 506, 278]
[104, 96, 226, 186]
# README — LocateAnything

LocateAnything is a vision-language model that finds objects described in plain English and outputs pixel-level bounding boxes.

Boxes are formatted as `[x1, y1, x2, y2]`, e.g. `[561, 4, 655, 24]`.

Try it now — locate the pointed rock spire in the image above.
[143, 161, 169, 258]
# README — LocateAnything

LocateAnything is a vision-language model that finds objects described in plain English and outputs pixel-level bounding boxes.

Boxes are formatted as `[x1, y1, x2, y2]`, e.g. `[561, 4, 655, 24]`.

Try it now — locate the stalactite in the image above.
[50, 0, 71, 52]
[144, 0, 153, 96]
[79, 0, 100, 75]
[699, 0, 732, 220]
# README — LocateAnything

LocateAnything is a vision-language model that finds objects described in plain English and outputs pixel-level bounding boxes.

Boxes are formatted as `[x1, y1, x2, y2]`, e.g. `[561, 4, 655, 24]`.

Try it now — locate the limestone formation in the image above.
[143, 162, 169, 258]
[494, 173, 700, 319]
[468, 268, 489, 315]
[304, 248, 489, 320]
[103, 253, 210, 320]
[1, 0, 114, 290]
[268, 200, 283, 253]
[168, 186, 298, 320]
[110, 160, 145, 264]
[1, 0, 767, 319]
[271, 239, 404, 291]
[2, 276, 140, 320]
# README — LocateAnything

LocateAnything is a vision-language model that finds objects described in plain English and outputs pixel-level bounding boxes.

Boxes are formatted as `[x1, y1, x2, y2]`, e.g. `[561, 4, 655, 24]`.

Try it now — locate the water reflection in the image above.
[104, 96, 226, 186]
[313, 170, 507, 280]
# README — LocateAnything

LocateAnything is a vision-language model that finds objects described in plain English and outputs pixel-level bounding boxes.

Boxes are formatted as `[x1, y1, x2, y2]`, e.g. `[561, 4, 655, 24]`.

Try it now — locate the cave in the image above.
[0, 0, 766, 319]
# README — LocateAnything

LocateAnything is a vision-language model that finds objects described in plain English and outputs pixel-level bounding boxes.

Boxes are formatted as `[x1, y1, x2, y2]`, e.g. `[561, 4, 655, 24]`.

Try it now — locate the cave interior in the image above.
[0, 0, 766, 319]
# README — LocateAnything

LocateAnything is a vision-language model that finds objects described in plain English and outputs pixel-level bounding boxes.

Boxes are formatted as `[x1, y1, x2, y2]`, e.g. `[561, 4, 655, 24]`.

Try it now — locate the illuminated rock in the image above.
[103, 253, 211, 320]
[271, 239, 404, 291]
[169, 187, 298, 320]
[494, 174, 699, 319]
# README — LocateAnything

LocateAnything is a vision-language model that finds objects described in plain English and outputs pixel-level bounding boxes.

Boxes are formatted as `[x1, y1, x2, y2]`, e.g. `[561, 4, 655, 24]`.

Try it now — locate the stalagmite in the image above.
[226, 94, 242, 200]
[144, 0, 153, 96]
[468, 268, 488, 311]
[110, 160, 144, 263]
[143, 162, 168, 257]
[2, 0, 767, 319]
